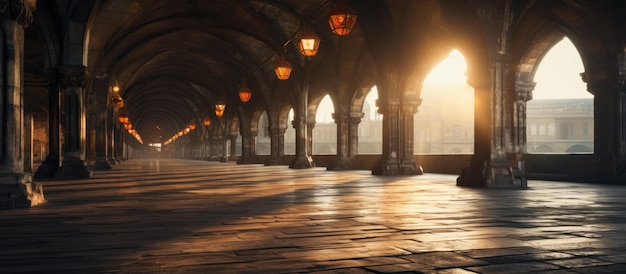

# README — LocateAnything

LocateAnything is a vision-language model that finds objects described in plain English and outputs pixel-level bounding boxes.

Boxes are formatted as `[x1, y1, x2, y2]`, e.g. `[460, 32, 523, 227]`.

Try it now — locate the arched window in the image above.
[358, 87, 382, 154]
[284, 109, 295, 155]
[256, 111, 270, 155]
[527, 37, 593, 154]
[313, 95, 336, 155]
[418, 49, 474, 154]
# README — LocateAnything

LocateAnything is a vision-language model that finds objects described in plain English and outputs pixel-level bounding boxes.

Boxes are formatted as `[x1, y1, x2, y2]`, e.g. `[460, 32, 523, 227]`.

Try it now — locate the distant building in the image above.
[253, 96, 594, 156]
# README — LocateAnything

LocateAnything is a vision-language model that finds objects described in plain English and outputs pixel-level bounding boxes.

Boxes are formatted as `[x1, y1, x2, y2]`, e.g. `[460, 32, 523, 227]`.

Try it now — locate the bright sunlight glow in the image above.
[424, 49, 467, 85]
[533, 38, 589, 99]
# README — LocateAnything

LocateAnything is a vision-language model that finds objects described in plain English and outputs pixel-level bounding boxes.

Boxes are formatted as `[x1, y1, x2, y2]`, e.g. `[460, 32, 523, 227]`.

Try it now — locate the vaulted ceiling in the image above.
[23, 0, 626, 144]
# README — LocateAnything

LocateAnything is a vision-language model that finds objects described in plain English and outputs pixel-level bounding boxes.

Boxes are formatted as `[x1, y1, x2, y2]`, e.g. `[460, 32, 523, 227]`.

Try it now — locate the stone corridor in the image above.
[2, 159, 626, 273]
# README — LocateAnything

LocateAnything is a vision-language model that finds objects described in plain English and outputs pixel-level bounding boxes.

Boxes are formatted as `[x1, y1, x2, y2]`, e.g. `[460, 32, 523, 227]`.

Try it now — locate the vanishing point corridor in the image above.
[3, 159, 626, 273]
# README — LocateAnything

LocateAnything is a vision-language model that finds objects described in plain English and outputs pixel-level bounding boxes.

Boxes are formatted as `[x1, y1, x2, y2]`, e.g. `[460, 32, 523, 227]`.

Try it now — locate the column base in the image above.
[0, 173, 45, 209]
[34, 155, 59, 180]
[457, 158, 526, 188]
[290, 156, 315, 169]
[60, 159, 93, 179]
[372, 157, 400, 175]
[400, 157, 424, 175]
[93, 158, 112, 170]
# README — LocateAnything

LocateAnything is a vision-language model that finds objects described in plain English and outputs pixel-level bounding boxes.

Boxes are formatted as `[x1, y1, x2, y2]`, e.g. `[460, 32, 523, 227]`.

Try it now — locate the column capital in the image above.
[376, 97, 400, 114]
[58, 66, 86, 89]
[514, 81, 535, 102]
[332, 113, 349, 124]
[0, 0, 36, 27]
[401, 99, 422, 116]
[580, 70, 615, 96]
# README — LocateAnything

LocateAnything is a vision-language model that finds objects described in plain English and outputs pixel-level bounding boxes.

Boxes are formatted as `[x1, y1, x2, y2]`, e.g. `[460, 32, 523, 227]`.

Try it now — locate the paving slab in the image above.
[2, 158, 626, 273]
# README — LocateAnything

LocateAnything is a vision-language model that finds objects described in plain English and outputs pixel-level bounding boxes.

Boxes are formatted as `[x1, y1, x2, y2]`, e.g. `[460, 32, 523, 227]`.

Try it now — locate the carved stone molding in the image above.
[58, 66, 86, 89]
[0, 0, 36, 27]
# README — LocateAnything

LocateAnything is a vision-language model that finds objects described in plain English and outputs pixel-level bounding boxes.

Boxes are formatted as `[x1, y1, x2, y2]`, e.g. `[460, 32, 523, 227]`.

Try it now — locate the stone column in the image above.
[373, 97, 400, 175]
[265, 124, 285, 166]
[307, 120, 315, 157]
[93, 113, 111, 170]
[58, 66, 92, 178]
[513, 82, 535, 153]
[34, 69, 61, 178]
[329, 112, 351, 170]
[0, 0, 45, 208]
[399, 99, 423, 175]
[229, 134, 238, 161]
[23, 112, 33, 173]
[457, 53, 522, 187]
[348, 113, 363, 158]
[289, 89, 314, 168]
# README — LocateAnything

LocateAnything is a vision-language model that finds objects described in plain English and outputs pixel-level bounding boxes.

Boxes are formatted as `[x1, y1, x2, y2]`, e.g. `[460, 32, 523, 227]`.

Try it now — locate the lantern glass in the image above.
[203, 117, 212, 126]
[297, 27, 320, 57]
[215, 101, 226, 117]
[111, 94, 124, 108]
[328, 1, 357, 36]
[189, 122, 196, 130]
[239, 87, 252, 102]
[274, 56, 292, 80]
[118, 113, 129, 124]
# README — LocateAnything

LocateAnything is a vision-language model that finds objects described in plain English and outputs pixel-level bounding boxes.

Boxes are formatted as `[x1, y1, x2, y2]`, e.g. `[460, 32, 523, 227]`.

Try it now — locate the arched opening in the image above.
[285, 109, 295, 155]
[417, 49, 474, 154]
[358, 87, 382, 154]
[256, 111, 270, 155]
[313, 95, 336, 155]
[527, 37, 593, 154]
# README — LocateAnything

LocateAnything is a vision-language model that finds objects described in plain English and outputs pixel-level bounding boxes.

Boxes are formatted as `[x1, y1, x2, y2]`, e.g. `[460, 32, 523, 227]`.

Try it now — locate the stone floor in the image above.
[2, 158, 626, 273]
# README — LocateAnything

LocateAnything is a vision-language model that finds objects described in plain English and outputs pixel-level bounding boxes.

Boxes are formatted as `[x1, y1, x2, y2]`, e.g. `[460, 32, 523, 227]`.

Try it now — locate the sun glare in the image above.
[533, 38, 589, 99]
[424, 50, 467, 85]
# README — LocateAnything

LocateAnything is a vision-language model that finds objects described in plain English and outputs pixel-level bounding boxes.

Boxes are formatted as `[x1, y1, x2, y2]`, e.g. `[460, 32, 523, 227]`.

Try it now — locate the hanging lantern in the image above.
[124, 123, 133, 130]
[328, 0, 357, 36]
[215, 101, 226, 117]
[274, 56, 293, 80]
[112, 85, 120, 93]
[239, 84, 252, 103]
[297, 26, 321, 57]
[188, 121, 196, 130]
[203, 117, 212, 126]
[111, 94, 124, 108]
[118, 113, 129, 124]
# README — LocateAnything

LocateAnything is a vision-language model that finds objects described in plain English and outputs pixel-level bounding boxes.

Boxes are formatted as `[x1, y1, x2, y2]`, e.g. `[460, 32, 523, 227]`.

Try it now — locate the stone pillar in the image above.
[219, 120, 228, 162]
[457, 53, 523, 188]
[58, 66, 92, 178]
[290, 89, 315, 168]
[229, 134, 238, 161]
[373, 97, 400, 175]
[329, 112, 351, 170]
[399, 99, 423, 175]
[307, 120, 315, 156]
[238, 131, 251, 163]
[93, 113, 111, 170]
[348, 112, 363, 158]
[513, 81, 535, 153]
[0, 0, 45, 208]
[34, 69, 61, 178]
[265, 124, 285, 166]
[582, 70, 620, 183]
